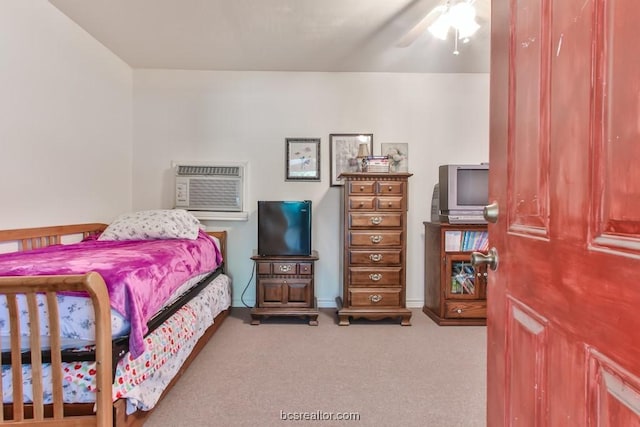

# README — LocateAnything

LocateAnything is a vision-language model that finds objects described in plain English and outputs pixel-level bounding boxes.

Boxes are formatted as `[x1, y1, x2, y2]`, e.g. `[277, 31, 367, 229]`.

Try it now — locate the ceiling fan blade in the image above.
[396, 5, 444, 48]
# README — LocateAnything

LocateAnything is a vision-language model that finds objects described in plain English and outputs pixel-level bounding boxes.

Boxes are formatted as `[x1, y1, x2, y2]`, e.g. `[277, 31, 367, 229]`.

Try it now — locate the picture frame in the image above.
[329, 133, 373, 186]
[381, 142, 409, 172]
[285, 138, 321, 181]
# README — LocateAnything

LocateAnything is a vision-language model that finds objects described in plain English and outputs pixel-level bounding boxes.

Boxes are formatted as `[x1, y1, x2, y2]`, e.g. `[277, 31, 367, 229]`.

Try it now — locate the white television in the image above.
[438, 164, 489, 224]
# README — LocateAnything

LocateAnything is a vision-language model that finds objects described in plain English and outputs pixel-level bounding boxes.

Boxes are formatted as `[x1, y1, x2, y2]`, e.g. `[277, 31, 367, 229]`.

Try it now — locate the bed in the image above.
[0, 213, 231, 426]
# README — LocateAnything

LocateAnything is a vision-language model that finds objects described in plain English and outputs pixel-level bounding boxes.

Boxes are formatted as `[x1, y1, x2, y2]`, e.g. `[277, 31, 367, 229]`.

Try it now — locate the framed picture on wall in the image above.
[285, 138, 321, 181]
[381, 142, 409, 172]
[329, 133, 373, 186]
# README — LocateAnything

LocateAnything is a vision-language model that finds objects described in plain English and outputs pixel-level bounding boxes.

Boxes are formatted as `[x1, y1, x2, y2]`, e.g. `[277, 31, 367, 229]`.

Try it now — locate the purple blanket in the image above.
[0, 229, 222, 358]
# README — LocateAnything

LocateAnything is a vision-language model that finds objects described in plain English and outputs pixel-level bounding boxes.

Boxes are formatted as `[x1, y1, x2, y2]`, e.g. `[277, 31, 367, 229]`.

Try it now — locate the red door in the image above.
[488, 0, 640, 425]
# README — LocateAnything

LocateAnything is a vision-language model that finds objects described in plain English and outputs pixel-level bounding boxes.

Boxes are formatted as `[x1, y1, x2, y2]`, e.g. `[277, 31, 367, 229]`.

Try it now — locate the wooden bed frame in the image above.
[0, 223, 230, 427]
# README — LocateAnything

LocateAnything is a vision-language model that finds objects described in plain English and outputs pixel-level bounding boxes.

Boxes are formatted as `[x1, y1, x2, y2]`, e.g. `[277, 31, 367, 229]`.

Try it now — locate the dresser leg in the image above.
[250, 313, 261, 325]
[338, 314, 351, 326]
[400, 314, 412, 326]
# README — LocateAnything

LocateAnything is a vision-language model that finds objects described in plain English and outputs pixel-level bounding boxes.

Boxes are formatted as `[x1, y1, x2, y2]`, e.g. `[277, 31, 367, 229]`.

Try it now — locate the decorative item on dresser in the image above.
[422, 221, 488, 326]
[336, 172, 413, 326]
[250, 251, 320, 325]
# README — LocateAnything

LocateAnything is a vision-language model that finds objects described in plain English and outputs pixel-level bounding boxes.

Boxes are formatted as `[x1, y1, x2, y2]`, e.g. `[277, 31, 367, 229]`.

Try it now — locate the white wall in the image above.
[133, 70, 489, 308]
[0, 1, 133, 229]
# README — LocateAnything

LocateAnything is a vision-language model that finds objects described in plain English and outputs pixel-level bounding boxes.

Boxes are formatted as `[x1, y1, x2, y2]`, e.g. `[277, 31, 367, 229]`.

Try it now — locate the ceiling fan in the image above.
[396, 0, 481, 52]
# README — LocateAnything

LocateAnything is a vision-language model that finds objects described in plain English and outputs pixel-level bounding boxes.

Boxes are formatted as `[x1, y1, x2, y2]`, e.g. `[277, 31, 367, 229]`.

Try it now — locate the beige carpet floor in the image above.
[145, 308, 486, 427]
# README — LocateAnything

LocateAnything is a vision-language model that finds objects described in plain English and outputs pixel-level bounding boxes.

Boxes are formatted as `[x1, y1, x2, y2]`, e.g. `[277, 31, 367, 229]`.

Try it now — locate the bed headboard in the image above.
[0, 223, 108, 251]
[0, 224, 227, 269]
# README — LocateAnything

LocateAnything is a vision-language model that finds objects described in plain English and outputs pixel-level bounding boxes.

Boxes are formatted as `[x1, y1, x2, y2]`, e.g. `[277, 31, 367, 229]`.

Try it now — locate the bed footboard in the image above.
[0, 273, 112, 426]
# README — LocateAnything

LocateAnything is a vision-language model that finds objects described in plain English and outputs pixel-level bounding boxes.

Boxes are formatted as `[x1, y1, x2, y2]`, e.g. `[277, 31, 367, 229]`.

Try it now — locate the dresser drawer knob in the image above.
[370, 216, 382, 225]
[388, 202, 393, 207]
[359, 202, 364, 207]
[369, 253, 383, 262]
[370, 235, 383, 243]
[388, 186, 393, 191]
[279, 265, 292, 272]
[359, 185, 365, 191]
[369, 294, 383, 303]
[456, 308, 463, 314]
[369, 273, 382, 281]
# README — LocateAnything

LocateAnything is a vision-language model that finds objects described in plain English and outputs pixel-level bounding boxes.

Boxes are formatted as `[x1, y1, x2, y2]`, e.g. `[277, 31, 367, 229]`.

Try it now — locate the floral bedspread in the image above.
[0, 230, 222, 357]
[1, 273, 231, 413]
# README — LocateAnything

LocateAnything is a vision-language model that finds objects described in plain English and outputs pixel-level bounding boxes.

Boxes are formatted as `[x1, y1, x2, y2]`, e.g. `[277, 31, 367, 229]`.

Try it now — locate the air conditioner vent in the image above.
[177, 165, 241, 177]
[188, 179, 240, 211]
[174, 162, 247, 214]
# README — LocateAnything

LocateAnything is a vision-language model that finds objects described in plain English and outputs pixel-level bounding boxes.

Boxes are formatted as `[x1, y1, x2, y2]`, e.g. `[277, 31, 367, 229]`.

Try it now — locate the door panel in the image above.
[592, 0, 640, 246]
[506, 300, 548, 426]
[588, 349, 640, 427]
[489, 0, 640, 425]
[509, 0, 550, 236]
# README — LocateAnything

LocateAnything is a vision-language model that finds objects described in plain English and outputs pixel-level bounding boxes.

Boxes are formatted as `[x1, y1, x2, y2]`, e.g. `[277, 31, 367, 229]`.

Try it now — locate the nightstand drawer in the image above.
[272, 262, 299, 275]
[299, 262, 312, 274]
[348, 249, 401, 266]
[256, 261, 305, 275]
[349, 213, 402, 228]
[350, 230, 402, 247]
[445, 301, 487, 319]
[256, 262, 272, 275]
[349, 267, 401, 286]
[349, 288, 401, 307]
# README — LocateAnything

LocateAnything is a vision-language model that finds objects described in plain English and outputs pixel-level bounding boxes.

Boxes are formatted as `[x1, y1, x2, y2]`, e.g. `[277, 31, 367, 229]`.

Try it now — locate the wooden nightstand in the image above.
[250, 251, 319, 325]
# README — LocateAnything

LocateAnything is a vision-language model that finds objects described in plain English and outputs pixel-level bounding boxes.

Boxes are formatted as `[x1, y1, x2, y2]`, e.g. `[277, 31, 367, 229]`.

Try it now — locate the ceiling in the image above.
[49, 0, 490, 73]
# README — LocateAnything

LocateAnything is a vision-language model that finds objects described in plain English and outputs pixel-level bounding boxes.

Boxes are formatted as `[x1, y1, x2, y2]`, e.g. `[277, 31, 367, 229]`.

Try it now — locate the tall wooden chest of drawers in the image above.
[337, 172, 412, 326]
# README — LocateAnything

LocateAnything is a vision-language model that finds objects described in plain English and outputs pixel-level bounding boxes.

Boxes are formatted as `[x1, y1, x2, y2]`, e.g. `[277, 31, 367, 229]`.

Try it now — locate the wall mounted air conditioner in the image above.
[173, 161, 249, 220]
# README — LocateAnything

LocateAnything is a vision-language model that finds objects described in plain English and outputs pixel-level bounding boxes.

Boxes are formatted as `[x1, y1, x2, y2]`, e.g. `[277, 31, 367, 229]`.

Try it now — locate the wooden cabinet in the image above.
[422, 222, 488, 326]
[250, 252, 319, 325]
[337, 172, 412, 326]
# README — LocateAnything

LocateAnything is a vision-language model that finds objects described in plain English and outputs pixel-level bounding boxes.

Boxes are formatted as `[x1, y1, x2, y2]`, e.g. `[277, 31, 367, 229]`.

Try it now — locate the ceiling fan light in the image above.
[448, 2, 477, 23]
[428, 13, 450, 41]
[456, 19, 480, 39]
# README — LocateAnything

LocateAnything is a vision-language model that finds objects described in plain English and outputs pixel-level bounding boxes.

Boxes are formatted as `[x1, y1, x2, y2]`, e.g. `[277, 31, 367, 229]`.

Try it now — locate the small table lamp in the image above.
[357, 143, 370, 172]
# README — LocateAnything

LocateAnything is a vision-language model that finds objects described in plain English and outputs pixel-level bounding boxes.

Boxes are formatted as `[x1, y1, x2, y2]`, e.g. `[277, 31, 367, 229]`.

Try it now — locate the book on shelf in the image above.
[444, 230, 462, 252]
[445, 230, 489, 252]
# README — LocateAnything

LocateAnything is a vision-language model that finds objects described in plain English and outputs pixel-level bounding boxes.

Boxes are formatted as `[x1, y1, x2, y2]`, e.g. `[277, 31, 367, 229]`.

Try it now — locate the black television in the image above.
[257, 200, 312, 256]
